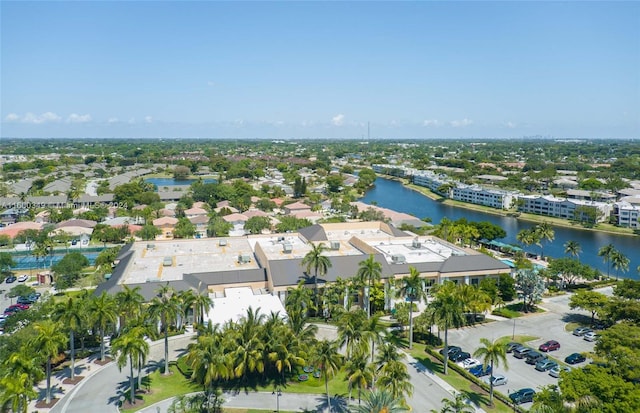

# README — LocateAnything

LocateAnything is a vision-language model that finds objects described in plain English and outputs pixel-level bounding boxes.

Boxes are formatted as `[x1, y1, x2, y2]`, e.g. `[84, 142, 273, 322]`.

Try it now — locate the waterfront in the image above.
[361, 178, 640, 279]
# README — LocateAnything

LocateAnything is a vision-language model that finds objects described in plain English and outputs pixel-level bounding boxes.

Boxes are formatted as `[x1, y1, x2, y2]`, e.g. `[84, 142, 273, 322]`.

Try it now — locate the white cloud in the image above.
[67, 113, 92, 123]
[331, 114, 345, 126]
[504, 121, 517, 128]
[144, 116, 153, 124]
[107, 117, 119, 123]
[21, 112, 62, 124]
[5, 113, 20, 122]
[450, 118, 473, 128]
[423, 119, 440, 127]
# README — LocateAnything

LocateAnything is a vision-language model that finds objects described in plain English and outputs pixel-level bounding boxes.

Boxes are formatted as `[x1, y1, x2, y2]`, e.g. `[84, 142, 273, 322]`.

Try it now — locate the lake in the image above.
[361, 178, 640, 279]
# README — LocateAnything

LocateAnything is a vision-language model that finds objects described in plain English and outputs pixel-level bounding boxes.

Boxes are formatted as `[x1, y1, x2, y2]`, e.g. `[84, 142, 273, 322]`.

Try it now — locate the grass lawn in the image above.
[496, 335, 539, 345]
[268, 370, 350, 396]
[120, 365, 201, 413]
[565, 322, 583, 332]
[408, 343, 514, 413]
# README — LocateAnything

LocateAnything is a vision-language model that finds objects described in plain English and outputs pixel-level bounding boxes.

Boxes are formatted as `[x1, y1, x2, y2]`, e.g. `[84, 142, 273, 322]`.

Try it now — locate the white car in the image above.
[549, 365, 571, 378]
[17, 275, 28, 282]
[483, 374, 508, 386]
[458, 358, 482, 369]
[583, 332, 598, 342]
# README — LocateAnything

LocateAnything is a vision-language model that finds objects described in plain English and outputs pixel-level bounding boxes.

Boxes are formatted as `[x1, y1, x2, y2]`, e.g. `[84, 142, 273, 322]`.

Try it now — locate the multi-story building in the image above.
[612, 201, 640, 229]
[451, 184, 516, 210]
[412, 170, 451, 195]
[517, 195, 612, 223]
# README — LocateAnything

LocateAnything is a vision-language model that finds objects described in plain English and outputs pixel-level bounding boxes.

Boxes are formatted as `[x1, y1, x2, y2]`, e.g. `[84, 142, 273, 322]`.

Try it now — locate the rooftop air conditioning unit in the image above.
[147, 243, 155, 250]
[238, 254, 252, 264]
[282, 242, 293, 253]
[163, 256, 173, 267]
[219, 239, 227, 246]
[412, 238, 422, 248]
[277, 236, 285, 242]
[330, 241, 340, 250]
[391, 254, 406, 264]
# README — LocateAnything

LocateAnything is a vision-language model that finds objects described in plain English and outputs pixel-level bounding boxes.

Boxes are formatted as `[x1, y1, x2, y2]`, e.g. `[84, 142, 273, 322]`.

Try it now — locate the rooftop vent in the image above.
[163, 256, 173, 267]
[283, 242, 293, 253]
[147, 243, 155, 250]
[391, 254, 406, 264]
[219, 239, 227, 247]
[238, 254, 252, 264]
[330, 241, 340, 250]
[277, 236, 285, 242]
[412, 238, 422, 248]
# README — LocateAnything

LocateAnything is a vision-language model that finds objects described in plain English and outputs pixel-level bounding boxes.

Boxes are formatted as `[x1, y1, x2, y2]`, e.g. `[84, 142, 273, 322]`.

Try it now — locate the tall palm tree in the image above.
[611, 250, 630, 281]
[0, 374, 37, 413]
[429, 281, 465, 375]
[268, 329, 305, 383]
[336, 308, 368, 358]
[472, 338, 508, 405]
[535, 222, 555, 259]
[395, 266, 428, 349]
[363, 314, 386, 363]
[357, 254, 382, 318]
[115, 285, 145, 333]
[89, 291, 118, 362]
[110, 327, 150, 405]
[186, 328, 232, 392]
[353, 389, 409, 413]
[52, 297, 83, 380]
[31, 320, 68, 404]
[301, 242, 332, 311]
[516, 228, 536, 251]
[564, 240, 582, 261]
[598, 243, 616, 278]
[191, 291, 213, 326]
[148, 283, 182, 375]
[376, 360, 414, 405]
[285, 280, 316, 316]
[375, 341, 404, 371]
[344, 350, 375, 404]
[177, 289, 195, 330]
[310, 339, 343, 413]
[458, 284, 491, 323]
[432, 393, 475, 413]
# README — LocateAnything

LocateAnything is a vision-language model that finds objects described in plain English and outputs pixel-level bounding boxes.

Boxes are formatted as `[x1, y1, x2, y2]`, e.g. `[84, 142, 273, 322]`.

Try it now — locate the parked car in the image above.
[439, 346, 462, 357]
[483, 374, 508, 386]
[7, 304, 29, 311]
[535, 359, 558, 372]
[573, 326, 592, 336]
[469, 364, 492, 377]
[583, 332, 598, 342]
[525, 351, 547, 365]
[565, 353, 586, 364]
[17, 296, 34, 305]
[539, 340, 561, 352]
[17, 275, 28, 282]
[513, 346, 533, 359]
[549, 365, 572, 378]
[5, 276, 17, 283]
[506, 342, 521, 353]
[459, 358, 482, 370]
[509, 388, 536, 404]
[451, 351, 471, 363]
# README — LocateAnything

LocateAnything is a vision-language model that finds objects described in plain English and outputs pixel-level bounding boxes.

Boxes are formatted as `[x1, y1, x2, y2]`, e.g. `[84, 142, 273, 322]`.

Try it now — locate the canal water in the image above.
[361, 178, 640, 279]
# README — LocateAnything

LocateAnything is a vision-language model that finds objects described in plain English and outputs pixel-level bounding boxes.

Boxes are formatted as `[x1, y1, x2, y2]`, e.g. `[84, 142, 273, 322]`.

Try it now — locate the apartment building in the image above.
[451, 184, 516, 210]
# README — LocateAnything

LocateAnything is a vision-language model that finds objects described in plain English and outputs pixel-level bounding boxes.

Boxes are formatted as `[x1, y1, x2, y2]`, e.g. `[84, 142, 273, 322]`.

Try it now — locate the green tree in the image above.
[115, 285, 145, 332]
[206, 216, 232, 237]
[110, 327, 150, 406]
[310, 339, 343, 413]
[173, 217, 196, 239]
[564, 240, 582, 261]
[497, 273, 517, 302]
[0, 373, 38, 413]
[473, 338, 508, 405]
[429, 281, 466, 374]
[51, 251, 90, 289]
[534, 222, 555, 259]
[149, 284, 182, 375]
[135, 224, 161, 241]
[598, 244, 617, 278]
[336, 308, 368, 358]
[357, 254, 382, 318]
[52, 297, 83, 380]
[344, 349, 375, 404]
[376, 359, 414, 405]
[432, 393, 475, 413]
[611, 250, 630, 281]
[516, 269, 545, 312]
[569, 290, 609, 326]
[186, 329, 232, 392]
[353, 389, 409, 413]
[173, 165, 191, 180]
[89, 291, 118, 362]
[31, 320, 68, 404]
[243, 216, 271, 234]
[301, 242, 332, 311]
[395, 267, 428, 349]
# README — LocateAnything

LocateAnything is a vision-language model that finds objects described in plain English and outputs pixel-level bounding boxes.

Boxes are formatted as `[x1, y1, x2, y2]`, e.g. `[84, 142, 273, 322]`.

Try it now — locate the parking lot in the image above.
[446, 291, 607, 409]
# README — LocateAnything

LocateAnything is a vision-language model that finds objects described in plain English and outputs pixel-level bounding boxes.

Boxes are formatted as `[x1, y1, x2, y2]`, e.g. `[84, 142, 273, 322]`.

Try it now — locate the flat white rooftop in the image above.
[369, 237, 463, 264]
[204, 287, 287, 327]
[122, 238, 258, 284]
[250, 234, 363, 260]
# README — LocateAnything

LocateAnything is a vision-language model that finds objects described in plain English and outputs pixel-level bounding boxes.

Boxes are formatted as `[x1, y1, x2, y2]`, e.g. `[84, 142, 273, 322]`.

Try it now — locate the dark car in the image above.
[5, 276, 17, 283]
[469, 364, 492, 377]
[439, 346, 462, 358]
[509, 388, 536, 404]
[17, 296, 35, 305]
[539, 340, 561, 352]
[513, 346, 533, 359]
[565, 353, 586, 365]
[506, 342, 521, 353]
[451, 351, 471, 363]
[526, 351, 547, 365]
[535, 359, 558, 372]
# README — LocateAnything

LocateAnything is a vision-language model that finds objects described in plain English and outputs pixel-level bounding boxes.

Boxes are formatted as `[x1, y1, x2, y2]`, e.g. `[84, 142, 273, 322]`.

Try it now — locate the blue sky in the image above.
[1, 1, 639, 139]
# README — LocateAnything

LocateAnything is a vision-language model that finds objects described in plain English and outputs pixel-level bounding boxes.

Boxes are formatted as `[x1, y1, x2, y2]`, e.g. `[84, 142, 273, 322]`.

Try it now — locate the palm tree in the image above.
[285, 280, 316, 316]
[31, 320, 68, 404]
[376, 359, 414, 404]
[396, 266, 428, 349]
[429, 281, 465, 375]
[458, 284, 491, 323]
[186, 328, 232, 392]
[611, 250, 630, 281]
[52, 297, 83, 380]
[375, 341, 404, 371]
[432, 393, 475, 413]
[301, 242, 332, 311]
[336, 308, 368, 358]
[344, 349, 375, 404]
[148, 284, 182, 375]
[110, 327, 150, 405]
[535, 222, 555, 259]
[516, 228, 536, 251]
[598, 243, 616, 278]
[310, 339, 343, 413]
[363, 314, 386, 363]
[472, 338, 508, 405]
[191, 291, 213, 326]
[89, 291, 118, 362]
[564, 240, 582, 261]
[0, 374, 37, 413]
[352, 389, 409, 413]
[357, 254, 382, 318]
[115, 285, 144, 332]
[268, 329, 305, 383]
